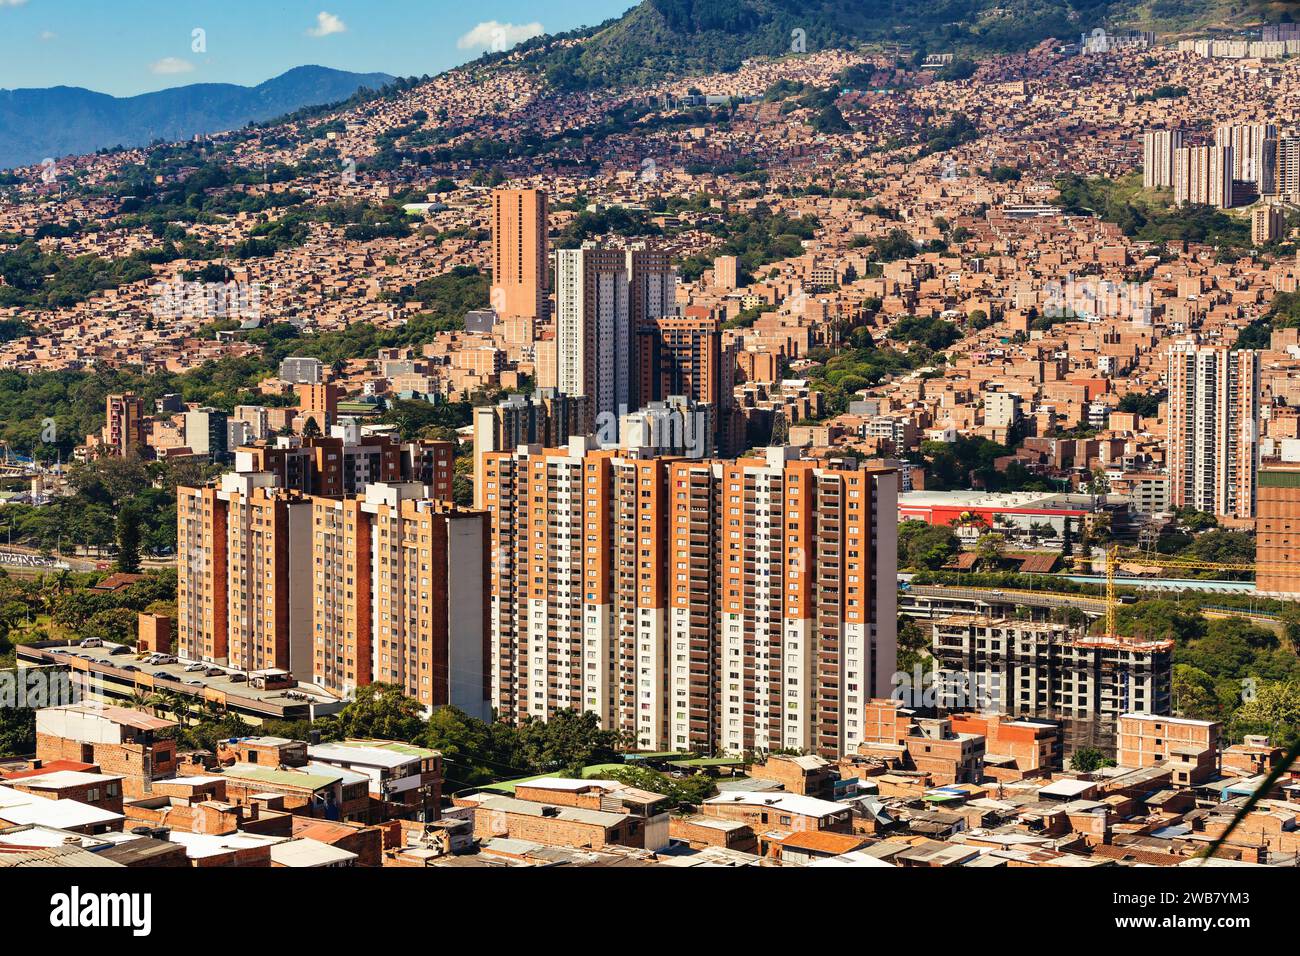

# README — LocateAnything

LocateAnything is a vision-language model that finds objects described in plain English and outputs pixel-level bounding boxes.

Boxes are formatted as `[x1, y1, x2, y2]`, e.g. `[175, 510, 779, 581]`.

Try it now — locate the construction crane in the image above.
[1083, 546, 1290, 639]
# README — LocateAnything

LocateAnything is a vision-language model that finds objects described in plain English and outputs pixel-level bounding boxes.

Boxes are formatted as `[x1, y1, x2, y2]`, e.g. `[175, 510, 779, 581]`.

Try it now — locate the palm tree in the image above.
[127, 689, 162, 715]
[154, 689, 191, 723]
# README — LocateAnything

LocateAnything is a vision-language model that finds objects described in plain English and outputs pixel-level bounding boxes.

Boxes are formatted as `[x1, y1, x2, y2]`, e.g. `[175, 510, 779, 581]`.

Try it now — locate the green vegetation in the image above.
[898, 520, 960, 570]
[677, 205, 819, 283]
[897, 614, 931, 674]
[556, 206, 663, 245]
[1069, 747, 1115, 772]
[920, 435, 1052, 492]
[1117, 390, 1165, 418]
[871, 228, 917, 263]
[889, 315, 961, 351]
[0, 700, 35, 756]
[905, 571, 1300, 747]
[804, 327, 927, 414]
[1134, 84, 1188, 104]
[167, 684, 633, 791]
[0, 190, 426, 312]
[0, 242, 157, 310]
[603, 764, 717, 808]
[516, 0, 1177, 92]
[916, 114, 978, 158]
[0, 568, 176, 670]
[1053, 173, 1252, 249]
[1, 455, 219, 557]
[938, 58, 977, 81]
[1112, 603, 1300, 746]
[1236, 289, 1300, 350]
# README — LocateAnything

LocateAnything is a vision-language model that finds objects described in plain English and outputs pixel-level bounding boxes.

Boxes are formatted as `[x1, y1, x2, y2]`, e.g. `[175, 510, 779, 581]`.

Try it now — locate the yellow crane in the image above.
[1084, 546, 1289, 638]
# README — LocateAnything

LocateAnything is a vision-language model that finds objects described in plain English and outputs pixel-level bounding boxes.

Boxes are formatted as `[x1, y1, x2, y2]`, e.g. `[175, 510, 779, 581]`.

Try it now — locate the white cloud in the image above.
[307, 11, 347, 38]
[0, 1, 31, 8]
[39, 31, 56, 42]
[457, 20, 544, 52]
[150, 57, 196, 75]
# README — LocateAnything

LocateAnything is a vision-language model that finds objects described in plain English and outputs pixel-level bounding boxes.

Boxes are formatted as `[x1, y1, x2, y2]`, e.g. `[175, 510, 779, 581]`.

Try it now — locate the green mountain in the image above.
[520, 0, 1262, 90]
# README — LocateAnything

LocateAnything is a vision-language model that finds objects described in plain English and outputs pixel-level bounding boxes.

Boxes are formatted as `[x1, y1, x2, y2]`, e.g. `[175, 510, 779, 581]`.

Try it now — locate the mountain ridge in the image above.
[0, 65, 395, 170]
[515, 0, 1257, 90]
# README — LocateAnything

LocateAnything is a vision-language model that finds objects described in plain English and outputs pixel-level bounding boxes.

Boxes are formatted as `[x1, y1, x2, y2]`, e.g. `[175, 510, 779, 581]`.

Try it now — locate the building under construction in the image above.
[928, 615, 1173, 759]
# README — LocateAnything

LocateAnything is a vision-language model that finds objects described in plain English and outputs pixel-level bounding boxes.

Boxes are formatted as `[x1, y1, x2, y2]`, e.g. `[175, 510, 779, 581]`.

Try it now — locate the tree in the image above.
[81, 607, 139, 645]
[514, 709, 629, 774]
[116, 506, 141, 573]
[1176, 630, 1256, 681]
[319, 683, 425, 742]
[1069, 747, 1113, 772]
[1186, 530, 1255, 566]
[1050, 606, 1088, 628]
[1111, 600, 1205, 644]
[812, 102, 850, 134]
[421, 705, 524, 790]
[604, 765, 716, 809]
[975, 532, 1006, 568]
[0, 699, 34, 756]
[176, 713, 254, 751]
[1173, 664, 1222, 720]
[889, 315, 959, 351]
[898, 520, 959, 570]
[872, 228, 917, 263]
[1229, 681, 1300, 748]
[897, 615, 929, 673]
[301, 416, 322, 438]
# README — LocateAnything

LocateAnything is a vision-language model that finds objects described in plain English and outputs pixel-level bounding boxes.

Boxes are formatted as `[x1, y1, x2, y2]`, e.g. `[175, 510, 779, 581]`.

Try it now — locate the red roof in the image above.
[1018, 554, 1059, 573]
[774, 830, 869, 855]
[91, 572, 148, 592]
[291, 818, 364, 843]
[0, 760, 97, 780]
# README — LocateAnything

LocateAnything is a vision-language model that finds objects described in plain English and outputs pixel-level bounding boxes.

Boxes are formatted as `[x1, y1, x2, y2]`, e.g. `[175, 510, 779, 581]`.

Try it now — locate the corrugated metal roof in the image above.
[0, 845, 124, 868]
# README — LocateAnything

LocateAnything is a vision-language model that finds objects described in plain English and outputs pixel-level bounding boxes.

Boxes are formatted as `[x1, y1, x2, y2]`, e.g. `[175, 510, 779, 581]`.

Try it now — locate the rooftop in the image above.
[268, 837, 357, 867]
[0, 786, 124, 830]
[308, 739, 437, 769]
[704, 791, 848, 819]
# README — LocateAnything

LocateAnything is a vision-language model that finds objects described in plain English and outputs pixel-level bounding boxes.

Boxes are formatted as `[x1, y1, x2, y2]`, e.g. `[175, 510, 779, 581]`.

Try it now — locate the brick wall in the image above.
[472, 808, 624, 848]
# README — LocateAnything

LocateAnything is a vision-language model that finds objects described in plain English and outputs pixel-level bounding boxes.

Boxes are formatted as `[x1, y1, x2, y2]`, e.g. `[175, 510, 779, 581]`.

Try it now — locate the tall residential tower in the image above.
[490, 188, 549, 321]
[1167, 341, 1260, 519]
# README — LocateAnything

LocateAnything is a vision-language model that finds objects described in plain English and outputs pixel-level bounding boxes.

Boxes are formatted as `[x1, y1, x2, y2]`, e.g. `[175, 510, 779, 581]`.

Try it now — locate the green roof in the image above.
[340, 739, 439, 759]
[1260, 469, 1300, 489]
[579, 763, 627, 778]
[228, 765, 339, 791]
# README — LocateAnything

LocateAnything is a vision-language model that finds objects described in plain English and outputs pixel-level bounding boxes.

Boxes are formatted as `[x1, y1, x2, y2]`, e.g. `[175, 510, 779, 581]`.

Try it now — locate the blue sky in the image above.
[0, 0, 635, 96]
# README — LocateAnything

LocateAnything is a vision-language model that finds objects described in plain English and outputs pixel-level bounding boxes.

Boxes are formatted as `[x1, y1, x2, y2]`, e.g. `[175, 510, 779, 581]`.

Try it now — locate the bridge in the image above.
[901, 583, 1107, 619]
[900, 580, 1286, 631]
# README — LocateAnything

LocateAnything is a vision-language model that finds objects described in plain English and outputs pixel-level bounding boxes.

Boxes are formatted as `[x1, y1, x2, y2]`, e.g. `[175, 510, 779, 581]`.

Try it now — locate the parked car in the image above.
[184, 662, 207, 672]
